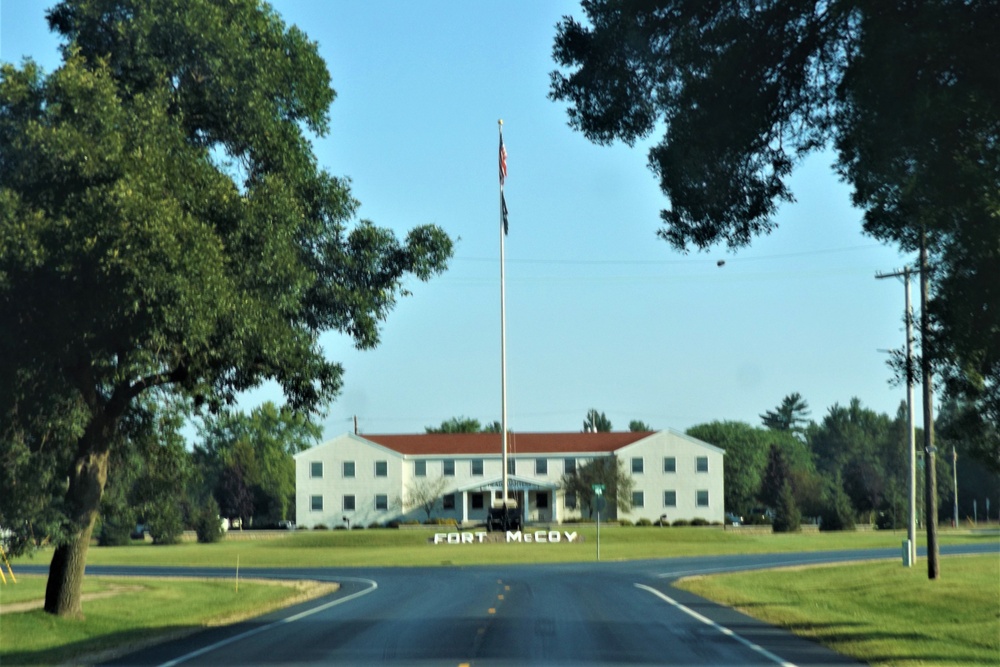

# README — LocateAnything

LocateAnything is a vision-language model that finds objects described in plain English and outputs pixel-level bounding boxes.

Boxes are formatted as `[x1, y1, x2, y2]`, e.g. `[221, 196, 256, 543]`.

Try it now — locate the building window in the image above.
[664, 491, 677, 507]
[696, 456, 709, 473]
[537, 493, 549, 509]
[375, 494, 388, 511]
[632, 491, 644, 508]
[310, 462, 323, 479]
[535, 458, 547, 475]
[443, 459, 455, 476]
[631, 457, 644, 474]
[414, 460, 426, 477]
[375, 461, 388, 477]
[565, 492, 577, 509]
[507, 458, 516, 475]
[443, 494, 455, 510]
[343, 461, 355, 478]
[663, 457, 676, 473]
[343, 495, 356, 511]
[310, 495, 323, 511]
[471, 459, 484, 476]
[697, 490, 709, 507]
[564, 458, 576, 474]
[472, 494, 484, 510]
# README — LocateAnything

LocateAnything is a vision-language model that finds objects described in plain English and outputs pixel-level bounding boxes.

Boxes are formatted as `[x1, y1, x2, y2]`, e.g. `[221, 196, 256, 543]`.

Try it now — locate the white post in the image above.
[877, 266, 918, 565]
[596, 507, 601, 562]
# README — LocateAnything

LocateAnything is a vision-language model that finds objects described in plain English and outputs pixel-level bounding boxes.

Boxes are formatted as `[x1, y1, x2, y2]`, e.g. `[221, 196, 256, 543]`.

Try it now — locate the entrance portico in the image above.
[456, 475, 560, 525]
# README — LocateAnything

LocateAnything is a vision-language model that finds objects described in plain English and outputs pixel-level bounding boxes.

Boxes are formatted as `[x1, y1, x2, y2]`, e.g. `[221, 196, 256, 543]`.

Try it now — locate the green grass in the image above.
[0, 575, 334, 665]
[50, 525, 994, 568]
[676, 555, 1000, 666]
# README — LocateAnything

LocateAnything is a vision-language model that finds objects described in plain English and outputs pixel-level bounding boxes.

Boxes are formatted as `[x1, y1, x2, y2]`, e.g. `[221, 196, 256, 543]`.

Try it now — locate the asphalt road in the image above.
[30, 544, 999, 666]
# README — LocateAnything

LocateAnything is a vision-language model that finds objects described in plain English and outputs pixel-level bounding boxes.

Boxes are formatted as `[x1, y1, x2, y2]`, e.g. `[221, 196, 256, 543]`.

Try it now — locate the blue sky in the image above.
[1, 1, 917, 437]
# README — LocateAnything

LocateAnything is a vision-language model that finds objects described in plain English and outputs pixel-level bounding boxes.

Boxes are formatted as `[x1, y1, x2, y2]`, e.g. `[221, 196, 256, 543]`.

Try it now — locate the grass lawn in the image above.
[676, 554, 1000, 666]
[13, 525, 992, 569]
[0, 575, 337, 665]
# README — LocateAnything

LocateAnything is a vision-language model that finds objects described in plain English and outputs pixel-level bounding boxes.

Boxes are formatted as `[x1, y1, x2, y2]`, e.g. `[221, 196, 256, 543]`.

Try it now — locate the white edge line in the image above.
[635, 583, 797, 667]
[158, 578, 378, 667]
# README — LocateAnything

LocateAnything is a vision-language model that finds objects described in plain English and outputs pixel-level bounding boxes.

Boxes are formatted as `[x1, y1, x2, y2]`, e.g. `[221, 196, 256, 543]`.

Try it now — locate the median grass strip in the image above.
[0, 575, 337, 665]
[38, 526, 997, 568]
[674, 555, 1000, 666]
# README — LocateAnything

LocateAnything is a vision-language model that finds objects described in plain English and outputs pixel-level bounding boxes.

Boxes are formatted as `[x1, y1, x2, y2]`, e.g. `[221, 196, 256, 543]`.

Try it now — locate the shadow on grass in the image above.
[1, 623, 200, 666]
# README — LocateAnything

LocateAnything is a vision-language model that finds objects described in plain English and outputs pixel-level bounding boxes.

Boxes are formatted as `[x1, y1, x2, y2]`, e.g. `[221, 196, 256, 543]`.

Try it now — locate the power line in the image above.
[453, 243, 885, 266]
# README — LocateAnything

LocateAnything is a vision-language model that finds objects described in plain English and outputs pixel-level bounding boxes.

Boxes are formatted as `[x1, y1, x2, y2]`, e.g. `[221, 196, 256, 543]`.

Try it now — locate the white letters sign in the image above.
[432, 530, 579, 544]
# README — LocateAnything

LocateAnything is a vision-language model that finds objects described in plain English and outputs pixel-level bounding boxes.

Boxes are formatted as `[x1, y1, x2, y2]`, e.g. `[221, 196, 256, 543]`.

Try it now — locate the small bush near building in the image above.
[425, 517, 457, 526]
[313, 523, 329, 530]
[618, 519, 634, 527]
[672, 519, 689, 527]
[690, 517, 709, 526]
[635, 518, 653, 527]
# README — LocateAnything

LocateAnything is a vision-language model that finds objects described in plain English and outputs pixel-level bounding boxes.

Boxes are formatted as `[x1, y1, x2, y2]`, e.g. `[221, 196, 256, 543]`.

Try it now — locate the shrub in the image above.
[313, 523, 329, 530]
[146, 502, 184, 545]
[690, 517, 709, 526]
[425, 517, 457, 526]
[772, 481, 802, 533]
[671, 519, 689, 527]
[819, 483, 856, 531]
[367, 522, 384, 529]
[194, 498, 225, 544]
[98, 516, 134, 547]
[618, 519, 634, 527]
[635, 518, 653, 527]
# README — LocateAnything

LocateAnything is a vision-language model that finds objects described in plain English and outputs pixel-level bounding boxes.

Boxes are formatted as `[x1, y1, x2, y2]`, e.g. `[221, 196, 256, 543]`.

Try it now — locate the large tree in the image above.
[0, 0, 451, 617]
[195, 402, 320, 526]
[550, 0, 1000, 465]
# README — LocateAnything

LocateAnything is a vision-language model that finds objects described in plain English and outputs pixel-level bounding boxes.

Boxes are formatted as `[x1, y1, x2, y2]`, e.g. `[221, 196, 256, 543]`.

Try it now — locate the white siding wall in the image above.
[295, 434, 403, 528]
[617, 431, 725, 524]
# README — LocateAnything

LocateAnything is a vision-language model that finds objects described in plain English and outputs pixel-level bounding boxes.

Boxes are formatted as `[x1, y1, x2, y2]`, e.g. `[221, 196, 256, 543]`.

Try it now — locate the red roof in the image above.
[362, 432, 653, 456]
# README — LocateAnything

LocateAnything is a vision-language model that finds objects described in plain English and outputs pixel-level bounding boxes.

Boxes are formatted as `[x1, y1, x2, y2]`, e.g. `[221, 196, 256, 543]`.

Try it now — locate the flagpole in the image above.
[498, 119, 509, 511]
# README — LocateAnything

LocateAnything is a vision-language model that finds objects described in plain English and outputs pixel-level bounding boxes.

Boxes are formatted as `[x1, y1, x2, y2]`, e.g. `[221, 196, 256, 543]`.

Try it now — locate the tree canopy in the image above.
[426, 417, 488, 434]
[550, 0, 1000, 461]
[195, 402, 321, 526]
[760, 393, 811, 436]
[561, 456, 634, 518]
[583, 408, 612, 432]
[0, 0, 451, 616]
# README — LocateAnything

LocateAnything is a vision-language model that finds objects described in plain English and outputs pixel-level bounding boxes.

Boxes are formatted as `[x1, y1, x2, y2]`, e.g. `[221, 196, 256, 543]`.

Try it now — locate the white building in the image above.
[294, 430, 724, 528]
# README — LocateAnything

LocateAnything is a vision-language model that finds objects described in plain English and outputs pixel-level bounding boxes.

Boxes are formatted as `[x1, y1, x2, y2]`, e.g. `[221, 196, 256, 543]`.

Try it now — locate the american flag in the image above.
[499, 133, 507, 186]
[499, 133, 508, 234]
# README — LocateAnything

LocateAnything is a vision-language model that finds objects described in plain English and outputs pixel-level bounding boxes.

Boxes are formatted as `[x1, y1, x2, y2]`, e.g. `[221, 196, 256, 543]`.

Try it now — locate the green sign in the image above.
[592, 484, 605, 496]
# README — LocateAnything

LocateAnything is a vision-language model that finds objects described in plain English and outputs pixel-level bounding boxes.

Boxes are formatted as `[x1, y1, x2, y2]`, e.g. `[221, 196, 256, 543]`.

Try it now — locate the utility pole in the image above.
[952, 446, 958, 528]
[920, 235, 940, 579]
[876, 265, 917, 565]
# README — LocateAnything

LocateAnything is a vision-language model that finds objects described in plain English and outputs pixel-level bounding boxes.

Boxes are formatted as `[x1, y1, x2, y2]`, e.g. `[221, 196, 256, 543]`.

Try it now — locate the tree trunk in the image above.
[44, 448, 110, 617]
